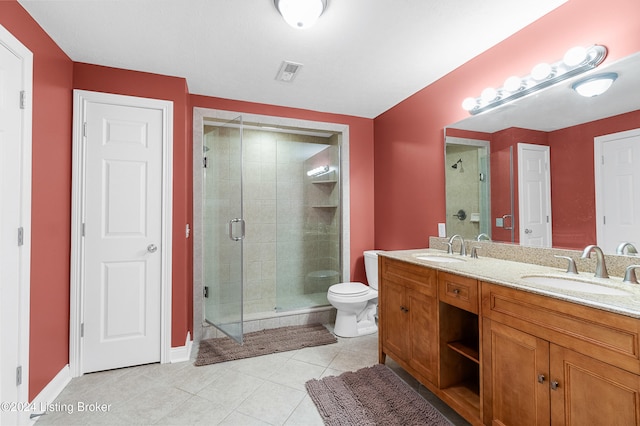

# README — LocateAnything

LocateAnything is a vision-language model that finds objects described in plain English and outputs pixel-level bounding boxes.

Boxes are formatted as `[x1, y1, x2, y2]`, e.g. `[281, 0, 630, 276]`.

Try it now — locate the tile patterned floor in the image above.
[35, 328, 469, 425]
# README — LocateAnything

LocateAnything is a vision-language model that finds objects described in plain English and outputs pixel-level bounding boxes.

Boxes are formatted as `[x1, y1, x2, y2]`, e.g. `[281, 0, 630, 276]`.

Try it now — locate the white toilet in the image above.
[327, 250, 382, 337]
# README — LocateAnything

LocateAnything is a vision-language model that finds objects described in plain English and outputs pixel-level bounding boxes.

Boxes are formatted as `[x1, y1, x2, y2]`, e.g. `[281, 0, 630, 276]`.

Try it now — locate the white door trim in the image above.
[594, 127, 640, 249]
[0, 23, 32, 422]
[70, 90, 173, 377]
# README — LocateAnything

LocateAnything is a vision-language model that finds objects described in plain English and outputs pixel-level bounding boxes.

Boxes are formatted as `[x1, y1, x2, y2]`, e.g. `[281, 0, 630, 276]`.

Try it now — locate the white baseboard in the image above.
[29, 364, 71, 424]
[169, 332, 192, 363]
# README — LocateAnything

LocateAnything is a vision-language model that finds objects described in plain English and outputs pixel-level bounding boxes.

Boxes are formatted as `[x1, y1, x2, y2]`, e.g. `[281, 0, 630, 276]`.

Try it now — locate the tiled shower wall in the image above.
[204, 126, 339, 318]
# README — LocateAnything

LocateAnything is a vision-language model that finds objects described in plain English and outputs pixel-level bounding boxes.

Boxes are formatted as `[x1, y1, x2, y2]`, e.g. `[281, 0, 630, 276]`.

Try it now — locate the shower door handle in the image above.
[228, 218, 245, 241]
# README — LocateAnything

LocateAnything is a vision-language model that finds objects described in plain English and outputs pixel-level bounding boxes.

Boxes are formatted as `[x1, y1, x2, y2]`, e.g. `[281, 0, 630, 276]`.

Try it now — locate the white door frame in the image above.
[594, 127, 640, 249]
[0, 23, 32, 422]
[70, 90, 173, 377]
[517, 143, 552, 247]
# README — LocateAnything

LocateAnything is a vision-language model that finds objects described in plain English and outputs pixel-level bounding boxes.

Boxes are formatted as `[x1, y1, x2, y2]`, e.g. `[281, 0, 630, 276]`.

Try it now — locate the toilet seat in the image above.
[328, 282, 369, 297]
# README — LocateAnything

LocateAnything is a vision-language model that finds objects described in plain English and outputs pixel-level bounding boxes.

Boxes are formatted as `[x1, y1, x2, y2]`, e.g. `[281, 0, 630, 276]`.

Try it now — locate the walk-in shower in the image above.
[193, 108, 350, 343]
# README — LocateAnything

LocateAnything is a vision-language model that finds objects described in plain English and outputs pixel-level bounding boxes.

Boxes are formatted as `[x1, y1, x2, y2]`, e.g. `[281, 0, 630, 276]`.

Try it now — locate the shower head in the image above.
[451, 158, 462, 169]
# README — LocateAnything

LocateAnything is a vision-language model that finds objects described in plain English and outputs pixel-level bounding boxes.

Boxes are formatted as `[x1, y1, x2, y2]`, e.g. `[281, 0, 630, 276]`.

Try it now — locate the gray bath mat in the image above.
[306, 364, 453, 425]
[194, 323, 337, 366]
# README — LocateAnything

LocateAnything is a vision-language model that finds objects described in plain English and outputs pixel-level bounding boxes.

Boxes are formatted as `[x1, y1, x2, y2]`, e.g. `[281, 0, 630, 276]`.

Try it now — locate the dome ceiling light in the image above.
[572, 72, 618, 97]
[274, 0, 327, 29]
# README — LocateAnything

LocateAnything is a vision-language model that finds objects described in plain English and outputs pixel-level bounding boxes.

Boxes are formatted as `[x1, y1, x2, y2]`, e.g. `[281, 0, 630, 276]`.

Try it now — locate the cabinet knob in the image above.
[551, 380, 560, 390]
[537, 374, 546, 384]
[453, 288, 460, 295]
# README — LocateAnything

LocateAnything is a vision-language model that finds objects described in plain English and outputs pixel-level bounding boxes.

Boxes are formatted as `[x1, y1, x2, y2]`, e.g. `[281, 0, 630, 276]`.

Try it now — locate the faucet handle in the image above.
[623, 265, 640, 284]
[470, 246, 481, 259]
[446, 242, 453, 254]
[554, 255, 578, 274]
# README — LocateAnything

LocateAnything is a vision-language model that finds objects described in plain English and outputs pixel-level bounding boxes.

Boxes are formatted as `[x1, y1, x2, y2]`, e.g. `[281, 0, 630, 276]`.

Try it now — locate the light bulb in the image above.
[531, 63, 552, 81]
[481, 87, 498, 103]
[563, 46, 588, 67]
[503, 76, 523, 93]
[461, 97, 477, 111]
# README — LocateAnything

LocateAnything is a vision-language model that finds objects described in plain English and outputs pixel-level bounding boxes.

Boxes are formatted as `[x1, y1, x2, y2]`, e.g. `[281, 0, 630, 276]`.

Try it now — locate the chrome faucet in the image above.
[448, 234, 466, 256]
[581, 245, 609, 279]
[623, 265, 640, 284]
[616, 242, 638, 256]
[476, 233, 491, 242]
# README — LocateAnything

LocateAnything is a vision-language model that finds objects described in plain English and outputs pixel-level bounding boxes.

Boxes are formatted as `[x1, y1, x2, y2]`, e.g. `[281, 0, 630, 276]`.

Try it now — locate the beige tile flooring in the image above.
[36, 328, 469, 425]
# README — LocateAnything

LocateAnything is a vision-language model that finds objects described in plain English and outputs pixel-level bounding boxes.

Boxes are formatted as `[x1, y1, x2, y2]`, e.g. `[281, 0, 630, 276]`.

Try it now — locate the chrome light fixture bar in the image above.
[462, 45, 608, 115]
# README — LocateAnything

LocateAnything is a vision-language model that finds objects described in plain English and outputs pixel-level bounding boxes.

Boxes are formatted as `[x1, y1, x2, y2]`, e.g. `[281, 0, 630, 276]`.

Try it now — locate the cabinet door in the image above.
[408, 290, 438, 382]
[483, 319, 550, 426]
[381, 279, 409, 358]
[550, 344, 640, 425]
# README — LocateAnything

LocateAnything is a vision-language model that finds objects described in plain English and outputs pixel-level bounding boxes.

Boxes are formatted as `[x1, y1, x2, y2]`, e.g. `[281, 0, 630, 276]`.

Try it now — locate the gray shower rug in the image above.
[194, 323, 337, 366]
[306, 364, 453, 425]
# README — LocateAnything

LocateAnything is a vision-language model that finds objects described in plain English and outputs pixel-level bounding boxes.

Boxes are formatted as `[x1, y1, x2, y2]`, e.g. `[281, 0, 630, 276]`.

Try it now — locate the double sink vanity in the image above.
[378, 238, 640, 425]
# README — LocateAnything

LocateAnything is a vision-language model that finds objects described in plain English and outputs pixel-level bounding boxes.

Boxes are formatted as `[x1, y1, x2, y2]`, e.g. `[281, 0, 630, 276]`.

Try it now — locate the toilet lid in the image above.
[329, 282, 369, 297]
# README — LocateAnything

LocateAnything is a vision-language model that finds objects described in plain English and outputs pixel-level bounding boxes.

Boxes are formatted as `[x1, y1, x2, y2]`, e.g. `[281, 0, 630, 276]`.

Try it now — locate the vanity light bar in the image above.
[462, 45, 608, 115]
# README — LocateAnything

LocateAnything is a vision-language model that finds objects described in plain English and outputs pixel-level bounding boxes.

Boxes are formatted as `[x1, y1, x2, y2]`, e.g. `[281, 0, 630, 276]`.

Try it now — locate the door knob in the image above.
[147, 244, 158, 253]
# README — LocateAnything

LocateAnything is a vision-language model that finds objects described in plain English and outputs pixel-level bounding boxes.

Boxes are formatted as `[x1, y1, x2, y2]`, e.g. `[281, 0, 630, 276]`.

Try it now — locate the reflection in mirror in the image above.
[445, 51, 640, 254]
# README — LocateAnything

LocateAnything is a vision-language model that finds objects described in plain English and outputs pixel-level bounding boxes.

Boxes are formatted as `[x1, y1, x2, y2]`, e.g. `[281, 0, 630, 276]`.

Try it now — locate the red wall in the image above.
[374, 0, 640, 250]
[189, 95, 376, 283]
[0, 1, 74, 400]
[73, 64, 193, 347]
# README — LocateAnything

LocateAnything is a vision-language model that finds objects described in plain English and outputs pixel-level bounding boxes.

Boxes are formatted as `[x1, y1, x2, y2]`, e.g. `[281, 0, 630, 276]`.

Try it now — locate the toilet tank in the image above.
[363, 250, 383, 290]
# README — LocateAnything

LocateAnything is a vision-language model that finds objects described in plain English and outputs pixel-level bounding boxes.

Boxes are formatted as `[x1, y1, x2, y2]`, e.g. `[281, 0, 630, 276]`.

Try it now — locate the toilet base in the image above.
[333, 310, 378, 338]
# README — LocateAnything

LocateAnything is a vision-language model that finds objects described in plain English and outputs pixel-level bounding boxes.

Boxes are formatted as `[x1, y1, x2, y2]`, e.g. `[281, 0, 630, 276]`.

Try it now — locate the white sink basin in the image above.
[413, 254, 466, 263]
[521, 275, 631, 296]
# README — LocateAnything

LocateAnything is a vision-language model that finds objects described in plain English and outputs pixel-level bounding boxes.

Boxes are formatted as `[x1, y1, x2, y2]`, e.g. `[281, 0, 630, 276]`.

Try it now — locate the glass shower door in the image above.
[203, 116, 244, 343]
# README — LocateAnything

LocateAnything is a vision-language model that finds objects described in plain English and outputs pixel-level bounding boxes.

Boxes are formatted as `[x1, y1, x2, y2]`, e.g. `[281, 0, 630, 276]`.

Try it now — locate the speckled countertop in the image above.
[379, 248, 640, 319]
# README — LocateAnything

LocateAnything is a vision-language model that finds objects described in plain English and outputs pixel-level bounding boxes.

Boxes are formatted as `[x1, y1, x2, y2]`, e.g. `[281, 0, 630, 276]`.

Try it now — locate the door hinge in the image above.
[603, 216, 606, 225]
[203, 157, 208, 168]
[601, 155, 605, 165]
[203, 286, 209, 298]
[81, 223, 85, 237]
[83, 122, 87, 137]
[80, 323, 84, 338]
[18, 227, 24, 246]
[16, 366, 22, 386]
[19, 91, 27, 109]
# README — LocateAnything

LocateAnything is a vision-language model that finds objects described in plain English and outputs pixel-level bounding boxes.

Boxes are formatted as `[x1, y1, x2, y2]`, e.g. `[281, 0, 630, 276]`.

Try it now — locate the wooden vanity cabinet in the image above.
[379, 256, 439, 384]
[482, 282, 640, 425]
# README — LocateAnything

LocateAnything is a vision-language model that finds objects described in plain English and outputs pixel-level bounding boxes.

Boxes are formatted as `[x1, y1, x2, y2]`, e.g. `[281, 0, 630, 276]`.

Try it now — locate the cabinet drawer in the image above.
[380, 257, 437, 297]
[482, 282, 640, 374]
[438, 272, 478, 314]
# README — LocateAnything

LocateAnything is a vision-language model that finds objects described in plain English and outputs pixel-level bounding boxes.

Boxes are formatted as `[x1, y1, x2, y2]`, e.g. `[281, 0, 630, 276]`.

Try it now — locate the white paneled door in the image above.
[518, 143, 552, 247]
[76, 92, 172, 374]
[0, 25, 32, 426]
[595, 129, 640, 253]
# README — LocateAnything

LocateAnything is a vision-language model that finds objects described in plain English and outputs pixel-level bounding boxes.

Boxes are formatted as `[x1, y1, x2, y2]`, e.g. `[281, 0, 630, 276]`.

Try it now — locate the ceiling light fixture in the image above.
[571, 72, 618, 97]
[274, 0, 327, 29]
[462, 44, 608, 115]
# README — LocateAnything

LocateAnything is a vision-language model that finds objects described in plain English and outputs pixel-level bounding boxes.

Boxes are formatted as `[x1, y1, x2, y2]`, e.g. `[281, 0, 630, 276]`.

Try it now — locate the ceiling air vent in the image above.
[276, 61, 303, 83]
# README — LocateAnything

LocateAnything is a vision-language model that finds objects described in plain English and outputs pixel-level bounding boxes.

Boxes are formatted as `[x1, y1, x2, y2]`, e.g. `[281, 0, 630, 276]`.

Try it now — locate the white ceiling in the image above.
[18, 0, 567, 118]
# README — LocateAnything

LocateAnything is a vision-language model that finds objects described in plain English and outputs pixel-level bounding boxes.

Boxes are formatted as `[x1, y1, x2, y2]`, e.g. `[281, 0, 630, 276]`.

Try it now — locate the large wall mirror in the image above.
[445, 51, 640, 254]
